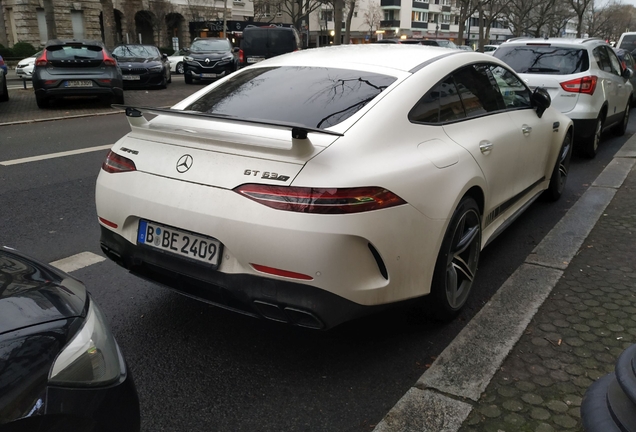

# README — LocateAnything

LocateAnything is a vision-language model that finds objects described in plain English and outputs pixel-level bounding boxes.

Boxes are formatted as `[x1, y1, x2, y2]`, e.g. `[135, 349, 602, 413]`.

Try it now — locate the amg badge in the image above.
[244, 170, 290, 182]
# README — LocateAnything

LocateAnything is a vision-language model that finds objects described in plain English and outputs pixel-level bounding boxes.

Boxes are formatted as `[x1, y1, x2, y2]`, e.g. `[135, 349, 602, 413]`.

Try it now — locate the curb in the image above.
[373, 134, 636, 431]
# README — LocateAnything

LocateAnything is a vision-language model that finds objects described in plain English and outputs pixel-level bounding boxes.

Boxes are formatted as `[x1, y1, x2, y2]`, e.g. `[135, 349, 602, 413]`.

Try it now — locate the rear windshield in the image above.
[619, 34, 636, 52]
[191, 39, 231, 52]
[242, 29, 296, 51]
[46, 45, 102, 60]
[494, 45, 589, 74]
[184, 66, 396, 129]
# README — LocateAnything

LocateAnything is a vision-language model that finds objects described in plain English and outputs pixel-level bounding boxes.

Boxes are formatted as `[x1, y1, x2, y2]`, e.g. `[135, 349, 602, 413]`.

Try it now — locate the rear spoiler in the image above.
[112, 105, 344, 140]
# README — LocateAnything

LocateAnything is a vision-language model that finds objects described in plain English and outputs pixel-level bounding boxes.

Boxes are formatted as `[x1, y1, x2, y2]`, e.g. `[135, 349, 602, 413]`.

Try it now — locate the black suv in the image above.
[33, 39, 124, 108]
[238, 25, 301, 67]
[183, 38, 238, 84]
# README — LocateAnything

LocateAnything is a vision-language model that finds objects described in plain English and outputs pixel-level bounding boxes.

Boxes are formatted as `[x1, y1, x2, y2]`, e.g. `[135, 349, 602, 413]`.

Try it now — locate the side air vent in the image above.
[368, 243, 388, 280]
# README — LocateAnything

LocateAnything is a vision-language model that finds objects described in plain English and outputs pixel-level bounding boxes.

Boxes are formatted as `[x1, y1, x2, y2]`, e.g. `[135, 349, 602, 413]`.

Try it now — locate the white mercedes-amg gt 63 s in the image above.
[96, 44, 573, 330]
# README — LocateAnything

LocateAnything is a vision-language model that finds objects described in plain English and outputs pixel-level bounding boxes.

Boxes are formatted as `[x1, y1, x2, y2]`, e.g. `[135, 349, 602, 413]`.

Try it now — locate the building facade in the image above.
[0, 0, 255, 51]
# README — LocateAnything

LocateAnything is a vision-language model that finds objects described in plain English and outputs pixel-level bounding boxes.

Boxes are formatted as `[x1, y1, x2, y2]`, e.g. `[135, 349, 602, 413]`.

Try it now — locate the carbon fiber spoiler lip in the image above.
[112, 105, 344, 139]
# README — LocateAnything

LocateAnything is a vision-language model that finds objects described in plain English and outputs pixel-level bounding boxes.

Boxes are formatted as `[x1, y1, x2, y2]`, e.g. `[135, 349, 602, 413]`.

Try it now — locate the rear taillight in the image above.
[35, 50, 48, 67]
[238, 49, 244, 64]
[0, 58, 4, 67]
[103, 52, 117, 66]
[560, 76, 597, 95]
[102, 150, 137, 173]
[234, 185, 407, 214]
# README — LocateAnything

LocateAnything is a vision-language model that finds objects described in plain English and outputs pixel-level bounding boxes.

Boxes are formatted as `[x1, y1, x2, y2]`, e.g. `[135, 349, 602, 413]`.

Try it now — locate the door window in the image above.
[605, 47, 622, 75]
[489, 65, 532, 109]
[409, 76, 465, 123]
[453, 64, 506, 117]
[593, 47, 613, 73]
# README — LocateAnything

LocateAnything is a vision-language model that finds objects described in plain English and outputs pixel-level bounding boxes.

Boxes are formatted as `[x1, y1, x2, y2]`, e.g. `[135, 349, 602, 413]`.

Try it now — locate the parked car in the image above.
[238, 25, 300, 68]
[375, 38, 426, 44]
[419, 39, 458, 49]
[483, 44, 500, 54]
[613, 48, 636, 102]
[183, 37, 238, 84]
[16, 51, 41, 80]
[96, 45, 572, 330]
[33, 39, 124, 108]
[112, 44, 171, 89]
[0, 54, 7, 75]
[0, 62, 8, 102]
[457, 45, 473, 51]
[168, 48, 188, 74]
[494, 38, 633, 158]
[0, 246, 140, 431]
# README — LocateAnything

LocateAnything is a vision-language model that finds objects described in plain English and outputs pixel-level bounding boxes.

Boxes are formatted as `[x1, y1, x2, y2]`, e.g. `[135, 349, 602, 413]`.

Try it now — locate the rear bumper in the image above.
[100, 226, 378, 329]
[34, 83, 123, 99]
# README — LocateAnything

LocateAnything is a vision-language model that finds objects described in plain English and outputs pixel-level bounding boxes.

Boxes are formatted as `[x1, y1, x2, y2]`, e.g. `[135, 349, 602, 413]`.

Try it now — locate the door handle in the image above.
[521, 125, 532, 136]
[479, 141, 493, 154]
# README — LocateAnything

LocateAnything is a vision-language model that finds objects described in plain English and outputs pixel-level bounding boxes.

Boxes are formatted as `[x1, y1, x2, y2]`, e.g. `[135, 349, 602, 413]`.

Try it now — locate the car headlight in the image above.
[148, 65, 163, 72]
[49, 297, 124, 387]
[221, 55, 233, 62]
[184, 56, 194, 62]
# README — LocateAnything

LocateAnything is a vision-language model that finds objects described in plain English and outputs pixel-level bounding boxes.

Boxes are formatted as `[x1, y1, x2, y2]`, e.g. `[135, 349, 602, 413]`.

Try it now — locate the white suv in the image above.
[494, 38, 633, 158]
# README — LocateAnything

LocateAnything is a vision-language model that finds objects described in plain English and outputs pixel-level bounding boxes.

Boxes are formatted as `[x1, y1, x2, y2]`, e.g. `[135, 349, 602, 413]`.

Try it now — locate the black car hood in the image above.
[117, 57, 161, 64]
[0, 248, 87, 334]
[190, 51, 231, 60]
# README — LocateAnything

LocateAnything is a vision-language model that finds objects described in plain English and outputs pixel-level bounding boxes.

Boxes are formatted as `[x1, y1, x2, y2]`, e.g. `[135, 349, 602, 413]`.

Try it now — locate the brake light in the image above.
[103, 52, 117, 66]
[35, 50, 48, 67]
[102, 150, 137, 173]
[234, 185, 407, 214]
[560, 76, 597, 95]
[98, 217, 118, 229]
[238, 49, 244, 64]
[0, 58, 4, 67]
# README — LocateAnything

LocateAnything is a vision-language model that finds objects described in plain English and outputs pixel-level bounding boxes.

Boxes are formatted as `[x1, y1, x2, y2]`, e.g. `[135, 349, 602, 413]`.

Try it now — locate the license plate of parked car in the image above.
[201, 73, 219, 78]
[137, 220, 222, 266]
[65, 80, 93, 87]
[247, 57, 264, 64]
[123, 75, 141, 80]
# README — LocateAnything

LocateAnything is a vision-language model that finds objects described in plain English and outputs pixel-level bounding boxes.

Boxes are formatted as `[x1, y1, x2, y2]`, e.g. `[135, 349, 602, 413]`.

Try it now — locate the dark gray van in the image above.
[238, 25, 301, 67]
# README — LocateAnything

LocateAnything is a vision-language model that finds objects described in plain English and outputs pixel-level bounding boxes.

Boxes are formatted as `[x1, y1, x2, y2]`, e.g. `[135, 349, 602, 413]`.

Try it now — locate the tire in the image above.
[428, 196, 481, 320]
[176, 62, 184, 74]
[159, 75, 167, 89]
[167, 69, 172, 84]
[582, 114, 603, 159]
[113, 92, 124, 105]
[0, 79, 8, 102]
[613, 102, 630, 136]
[35, 94, 48, 109]
[543, 130, 573, 202]
[184, 71, 193, 84]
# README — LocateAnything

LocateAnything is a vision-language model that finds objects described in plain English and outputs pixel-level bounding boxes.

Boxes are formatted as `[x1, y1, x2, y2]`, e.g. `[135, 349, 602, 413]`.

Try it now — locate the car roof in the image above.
[45, 39, 105, 47]
[502, 37, 606, 47]
[256, 44, 467, 73]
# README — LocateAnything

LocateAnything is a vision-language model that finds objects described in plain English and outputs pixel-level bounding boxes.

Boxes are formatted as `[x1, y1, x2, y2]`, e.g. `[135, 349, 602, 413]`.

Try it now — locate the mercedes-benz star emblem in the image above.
[176, 154, 193, 173]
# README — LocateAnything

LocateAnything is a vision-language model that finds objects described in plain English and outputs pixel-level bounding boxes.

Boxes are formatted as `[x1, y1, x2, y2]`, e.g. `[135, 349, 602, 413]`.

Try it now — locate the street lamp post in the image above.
[223, 0, 228, 38]
[435, 15, 439, 39]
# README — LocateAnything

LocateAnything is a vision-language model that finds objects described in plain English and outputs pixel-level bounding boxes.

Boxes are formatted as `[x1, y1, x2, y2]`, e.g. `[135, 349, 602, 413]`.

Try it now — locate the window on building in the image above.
[36, 8, 48, 45]
[71, 10, 85, 40]
[441, 13, 451, 24]
[412, 11, 428, 22]
[454, 15, 459, 25]
[354, 11, 357, 17]
[442, 0, 451, 5]
[429, 13, 438, 23]
[384, 10, 395, 21]
[321, 10, 334, 22]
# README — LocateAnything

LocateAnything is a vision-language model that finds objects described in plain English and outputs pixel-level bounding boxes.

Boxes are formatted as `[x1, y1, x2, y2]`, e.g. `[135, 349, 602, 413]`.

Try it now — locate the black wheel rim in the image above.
[557, 134, 572, 193]
[445, 209, 480, 309]
[593, 118, 602, 152]
[624, 105, 630, 130]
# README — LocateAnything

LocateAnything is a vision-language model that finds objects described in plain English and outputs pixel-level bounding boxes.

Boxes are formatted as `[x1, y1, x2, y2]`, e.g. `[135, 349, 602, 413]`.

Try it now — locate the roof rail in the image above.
[581, 37, 604, 43]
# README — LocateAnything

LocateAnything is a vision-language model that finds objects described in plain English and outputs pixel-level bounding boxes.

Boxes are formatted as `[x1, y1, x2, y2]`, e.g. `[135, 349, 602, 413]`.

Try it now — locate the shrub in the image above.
[0, 44, 12, 58]
[11, 42, 37, 58]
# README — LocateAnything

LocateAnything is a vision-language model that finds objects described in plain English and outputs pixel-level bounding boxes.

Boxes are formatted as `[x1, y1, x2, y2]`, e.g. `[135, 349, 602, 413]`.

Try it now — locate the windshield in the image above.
[619, 34, 636, 52]
[184, 66, 397, 129]
[112, 45, 159, 58]
[494, 45, 589, 74]
[191, 39, 231, 52]
[46, 45, 102, 60]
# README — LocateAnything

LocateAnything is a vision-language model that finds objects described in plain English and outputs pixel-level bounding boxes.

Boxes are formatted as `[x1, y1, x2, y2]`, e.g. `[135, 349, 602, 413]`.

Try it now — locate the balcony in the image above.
[380, 20, 401, 28]
[412, 0, 429, 9]
[381, 0, 402, 6]
[412, 22, 428, 29]
[442, 5, 451, 11]
[441, 24, 450, 30]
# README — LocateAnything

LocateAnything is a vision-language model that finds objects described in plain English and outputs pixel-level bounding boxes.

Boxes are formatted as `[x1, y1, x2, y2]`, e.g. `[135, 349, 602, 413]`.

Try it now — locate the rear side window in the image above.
[46, 45, 102, 60]
[494, 45, 589, 75]
[409, 77, 465, 123]
[184, 66, 396, 129]
[269, 30, 296, 51]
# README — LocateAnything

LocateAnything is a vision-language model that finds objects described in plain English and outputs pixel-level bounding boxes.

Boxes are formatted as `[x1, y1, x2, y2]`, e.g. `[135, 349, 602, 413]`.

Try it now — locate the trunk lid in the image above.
[519, 73, 580, 113]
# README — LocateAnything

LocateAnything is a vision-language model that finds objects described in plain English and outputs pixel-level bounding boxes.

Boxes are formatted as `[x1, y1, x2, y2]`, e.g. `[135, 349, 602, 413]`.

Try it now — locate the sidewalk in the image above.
[0, 76, 202, 126]
[375, 138, 636, 431]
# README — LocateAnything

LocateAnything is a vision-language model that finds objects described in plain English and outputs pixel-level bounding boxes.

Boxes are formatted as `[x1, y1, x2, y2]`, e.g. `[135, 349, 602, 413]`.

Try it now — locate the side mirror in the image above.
[622, 67, 633, 80]
[233, 47, 240, 53]
[162, 53, 168, 59]
[184, 48, 190, 53]
[531, 87, 551, 118]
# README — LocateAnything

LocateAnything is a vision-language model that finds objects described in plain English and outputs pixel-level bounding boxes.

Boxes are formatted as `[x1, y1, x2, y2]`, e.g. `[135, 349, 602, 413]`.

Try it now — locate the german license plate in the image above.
[65, 80, 93, 87]
[247, 57, 264, 64]
[137, 220, 222, 267]
[201, 73, 218, 78]
[122, 75, 141, 80]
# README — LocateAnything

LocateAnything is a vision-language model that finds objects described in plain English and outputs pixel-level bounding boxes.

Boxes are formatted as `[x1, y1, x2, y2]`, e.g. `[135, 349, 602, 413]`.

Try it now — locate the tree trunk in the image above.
[478, 2, 484, 52]
[0, 6, 8, 47]
[43, 0, 57, 40]
[344, 0, 355, 44]
[100, 0, 116, 49]
[333, 0, 343, 45]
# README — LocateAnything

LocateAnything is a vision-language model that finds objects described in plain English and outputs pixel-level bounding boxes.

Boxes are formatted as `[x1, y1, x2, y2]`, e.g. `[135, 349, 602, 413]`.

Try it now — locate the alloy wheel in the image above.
[444, 208, 480, 309]
[556, 134, 572, 193]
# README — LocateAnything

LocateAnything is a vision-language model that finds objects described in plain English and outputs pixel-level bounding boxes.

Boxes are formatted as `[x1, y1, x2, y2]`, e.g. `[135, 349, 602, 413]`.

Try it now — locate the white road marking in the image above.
[0, 144, 112, 166]
[49, 252, 106, 273]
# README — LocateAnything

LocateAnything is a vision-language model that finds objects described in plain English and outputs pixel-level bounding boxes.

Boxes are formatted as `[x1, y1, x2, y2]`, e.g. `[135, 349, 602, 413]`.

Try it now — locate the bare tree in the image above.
[480, 0, 512, 46]
[43, 0, 57, 40]
[149, 0, 175, 48]
[253, 0, 284, 23]
[100, 0, 116, 49]
[343, 0, 357, 43]
[457, 0, 479, 45]
[362, 3, 382, 40]
[279, 0, 325, 31]
[568, 0, 594, 37]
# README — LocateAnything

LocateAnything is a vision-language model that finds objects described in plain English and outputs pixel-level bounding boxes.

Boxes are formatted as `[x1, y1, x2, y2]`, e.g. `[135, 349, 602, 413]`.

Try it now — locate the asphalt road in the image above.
[0, 78, 633, 431]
